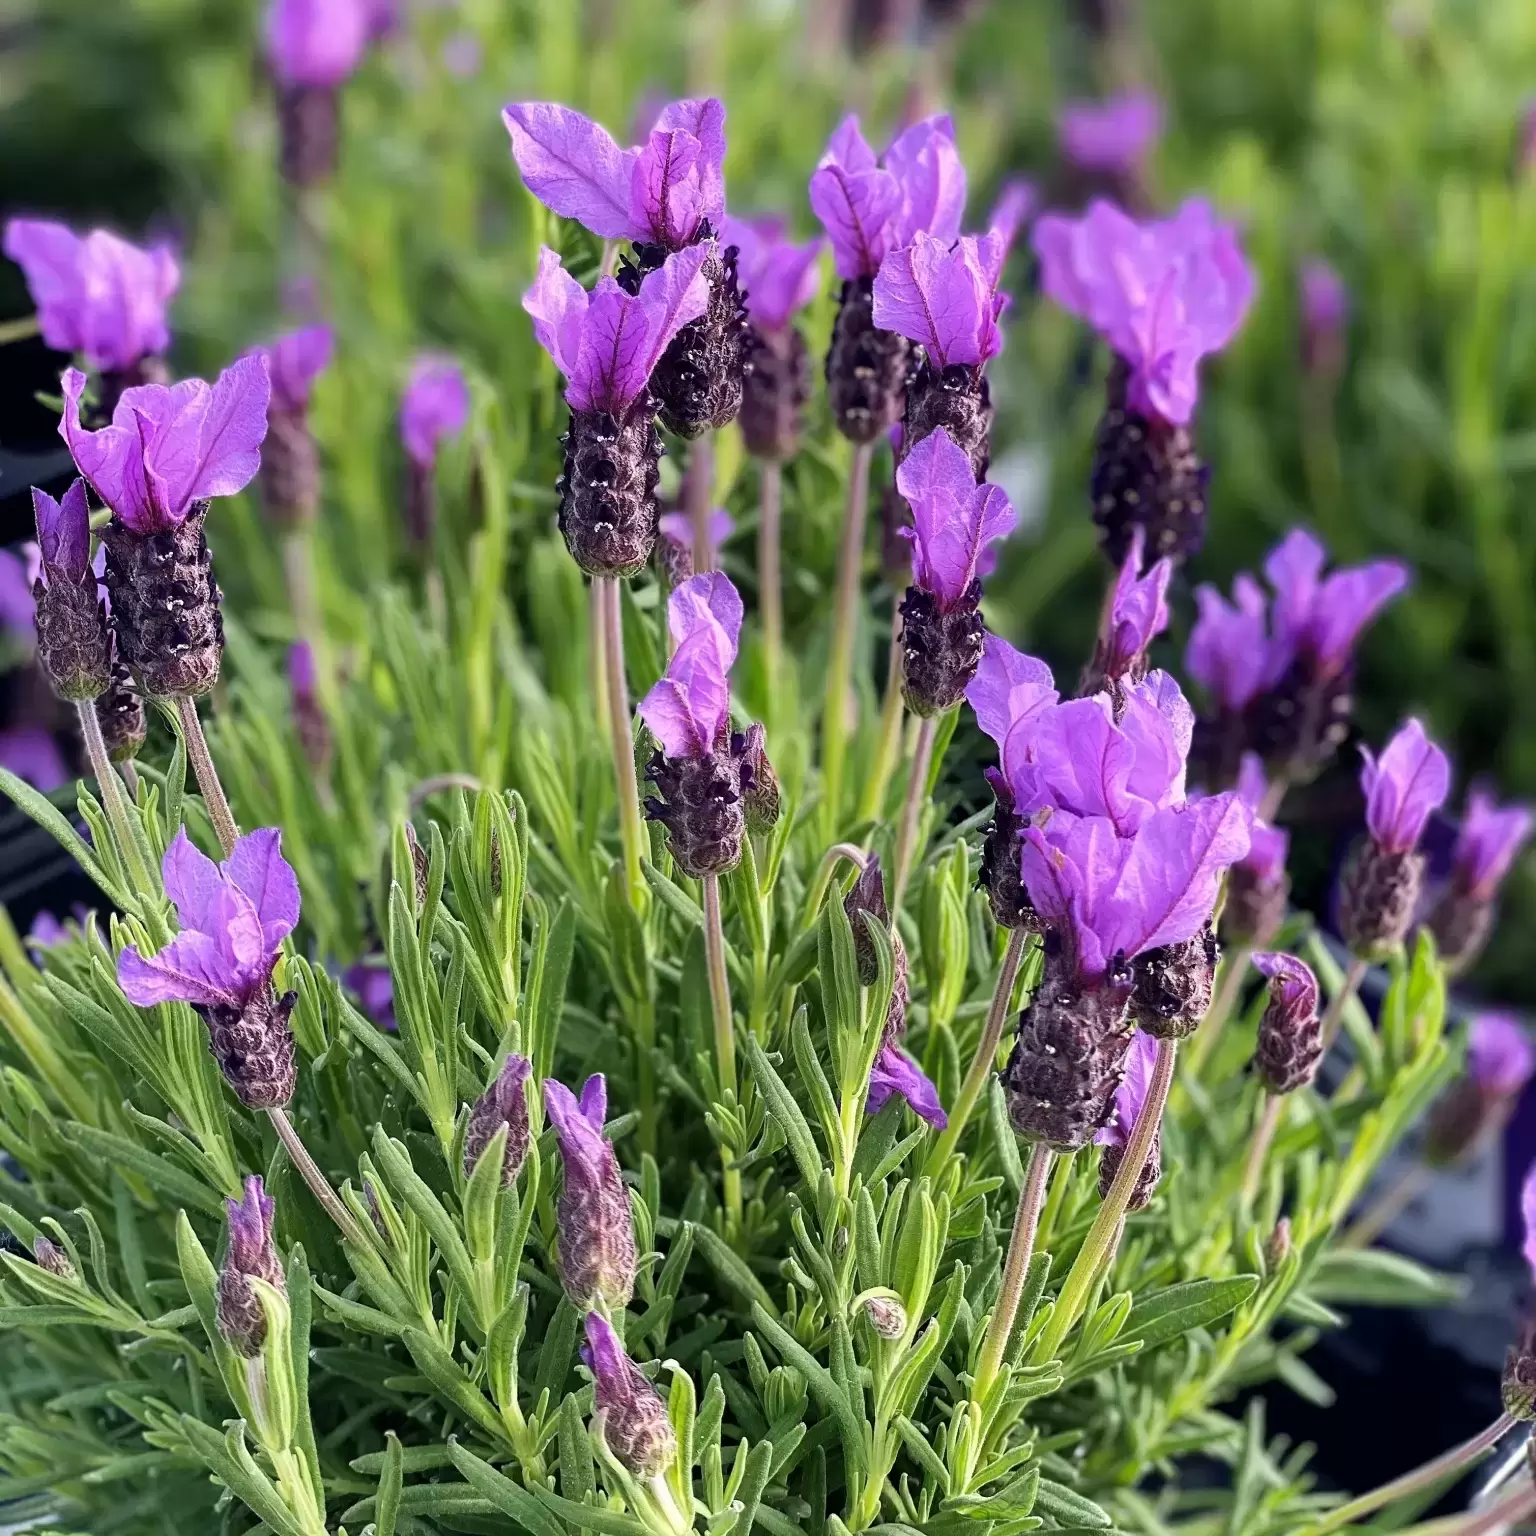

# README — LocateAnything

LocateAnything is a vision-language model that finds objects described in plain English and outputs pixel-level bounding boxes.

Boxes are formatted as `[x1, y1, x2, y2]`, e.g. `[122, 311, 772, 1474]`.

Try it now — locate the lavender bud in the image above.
[1097, 1125, 1162, 1212]
[582, 1313, 678, 1477]
[1221, 862, 1290, 950]
[288, 642, 331, 772]
[197, 987, 298, 1110]
[95, 661, 146, 761]
[557, 408, 663, 579]
[862, 1294, 908, 1340]
[644, 748, 745, 878]
[740, 322, 811, 460]
[100, 503, 224, 700]
[736, 723, 781, 835]
[900, 362, 992, 481]
[844, 855, 891, 987]
[1425, 892, 1493, 977]
[30, 482, 110, 702]
[1505, 1316, 1536, 1420]
[655, 519, 695, 590]
[826, 277, 910, 445]
[216, 1176, 285, 1357]
[404, 458, 435, 551]
[277, 84, 340, 188]
[32, 1237, 75, 1279]
[1252, 952, 1324, 1095]
[899, 580, 986, 718]
[1090, 359, 1209, 568]
[1264, 1216, 1292, 1271]
[1245, 655, 1354, 782]
[463, 1055, 532, 1186]
[1131, 923, 1219, 1039]
[1338, 842, 1423, 961]
[546, 1075, 636, 1310]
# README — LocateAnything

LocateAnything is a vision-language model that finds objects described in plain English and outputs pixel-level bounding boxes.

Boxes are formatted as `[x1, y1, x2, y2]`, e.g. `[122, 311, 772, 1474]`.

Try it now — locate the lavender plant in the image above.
[2, 13, 1534, 1536]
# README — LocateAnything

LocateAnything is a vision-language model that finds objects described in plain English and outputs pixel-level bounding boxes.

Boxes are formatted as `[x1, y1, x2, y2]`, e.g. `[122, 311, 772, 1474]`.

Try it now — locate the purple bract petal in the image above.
[873, 231, 1007, 368]
[965, 634, 1058, 792]
[260, 325, 334, 414]
[1186, 573, 1269, 713]
[400, 355, 469, 468]
[266, 0, 371, 87]
[1101, 525, 1172, 681]
[987, 179, 1035, 249]
[1058, 92, 1163, 173]
[720, 216, 823, 332]
[1468, 1011, 1535, 1099]
[1524, 1161, 1536, 1280]
[1360, 718, 1450, 855]
[1095, 1028, 1157, 1148]
[32, 479, 92, 584]
[866, 1042, 948, 1128]
[1454, 788, 1534, 901]
[640, 572, 741, 757]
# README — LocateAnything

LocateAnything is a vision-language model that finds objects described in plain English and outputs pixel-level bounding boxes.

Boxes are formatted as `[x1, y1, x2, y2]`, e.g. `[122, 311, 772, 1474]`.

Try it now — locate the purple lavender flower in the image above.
[1085, 525, 1173, 691]
[0, 727, 68, 791]
[1033, 198, 1254, 429]
[1058, 92, 1163, 174]
[656, 509, 733, 588]
[1361, 719, 1450, 856]
[3, 220, 178, 375]
[30, 479, 111, 701]
[809, 114, 966, 282]
[216, 1176, 285, 1356]
[400, 355, 470, 469]
[260, 325, 333, 415]
[873, 231, 1009, 369]
[344, 957, 395, 1031]
[504, 98, 726, 252]
[581, 1312, 677, 1477]
[1186, 575, 1270, 717]
[1468, 1012, 1535, 1099]
[60, 358, 270, 535]
[1094, 1028, 1161, 1207]
[441, 31, 482, 78]
[1425, 1011, 1534, 1166]
[0, 549, 34, 643]
[265, 0, 370, 86]
[544, 1074, 636, 1310]
[288, 640, 330, 770]
[463, 1055, 532, 1185]
[117, 829, 300, 1109]
[1425, 788, 1534, 973]
[26, 911, 71, 952]
[986, 179, 1036, 248]
[1220, 754, 1290, 947]
[1300, 259, 1347, 377]
[867, 1042, 947, 1128]
[1251, 951, 1323, 1093]
[720, 216, 823, 334]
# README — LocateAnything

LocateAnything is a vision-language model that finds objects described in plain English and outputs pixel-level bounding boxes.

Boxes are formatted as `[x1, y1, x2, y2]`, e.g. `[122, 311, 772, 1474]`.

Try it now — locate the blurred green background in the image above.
[4, 0, 1536, 999]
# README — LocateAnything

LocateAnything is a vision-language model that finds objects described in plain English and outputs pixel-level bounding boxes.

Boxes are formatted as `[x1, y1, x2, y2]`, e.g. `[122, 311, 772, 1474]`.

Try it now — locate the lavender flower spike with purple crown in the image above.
[544, 1074, 636, 1310]
[1425, 787, 1534, 972]
[256, 324, 332, 530]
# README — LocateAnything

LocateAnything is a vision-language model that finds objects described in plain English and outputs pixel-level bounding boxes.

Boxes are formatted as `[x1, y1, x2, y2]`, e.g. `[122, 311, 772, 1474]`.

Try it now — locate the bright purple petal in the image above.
[1523, 1161, 1536, 1280]
[187, 353, 271, 502]
[667, 571, 742, 664]
[1058, 92, 1163, 173]
[502, 103, 641, 241]
[117, 928, 249, 1010]
[809, 162, 902, 281]
[966, 634, 1058, 792]
[60, 368, 151, 530]
[1468, 1012, 1535, 1099]
[32, 479, 91, 582]
[872, 232, 1002, 368]
[866, 1042, 947, 1128]
[885, 114, 967, 248]
[225, 828, 301, 949]
[523, 247, 589, 380]
[1361, 718, 1451, 854]
[162, 828, 225, 935]
[1096, 1028, 1157, 1147]
[1456, 789, 1534, 900]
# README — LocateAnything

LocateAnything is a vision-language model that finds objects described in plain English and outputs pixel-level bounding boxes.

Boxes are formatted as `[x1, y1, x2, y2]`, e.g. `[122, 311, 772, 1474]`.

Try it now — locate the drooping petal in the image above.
[866, 1043, 948, 1128]
[1361, 719, 1451, 855]
[502, 103, 641, 241]
[225, 828, 301, 950]
[117, 929, 248, 1010]
[59, 368, 152, 530]
[522, 247, 590, 380]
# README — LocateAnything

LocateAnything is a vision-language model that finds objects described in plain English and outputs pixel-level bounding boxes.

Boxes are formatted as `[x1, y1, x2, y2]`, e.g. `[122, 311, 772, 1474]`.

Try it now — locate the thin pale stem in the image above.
[799, 843, 869, 934]
[924, 928, 1029, 1179]
[1299, 1413, 1517, 1536]
[891, 715, 937, 910]
[177, 696, 241, 858]
[0, 313, 41, 345]
[407, 773, 483, 812]
[77, 701, 157, 897]
[266, 1106, 371, 1250]
[119, 758, 140, 799]
[821, 443, 874, 840]
[758, 459, 783, 714]
[1339, 1162, 1431, 1250]
[1240, 1093, 1285, 1207]
[702, 873, 743, 1228]
[686, 434, 716, 573]
[1190, 945, 1252, 1076]
[281, 528, 329, 690]
[1258, 774, 1290, 824]
[1037, 1038, 1176, 1360]
[1320, 957, 1369, 1052]
[596, 576, 647, 909]
[860, 611, 905, 824]
[973, 1144, 1053, 1399]
[590, 579, 610, 746]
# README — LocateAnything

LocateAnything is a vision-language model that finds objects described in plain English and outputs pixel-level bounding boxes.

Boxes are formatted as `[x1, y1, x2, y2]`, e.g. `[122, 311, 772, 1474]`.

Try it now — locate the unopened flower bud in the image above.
[826, 277, 910, 444]
[737, 722, 781, 834]
[1264, 1216, 1292, 1272]
[844, 856, 892, 988]
[1252, 952, 1323, 1094]
[1504, 1316, 1536, 1420]
[1131, 923, 1218, 1039]
[216, 1176, 284, 1357]
[545, 1075, 636, 1310]
[32, 1237, 75, 1279]
[95, 661, 146, 761]
[30, 482, 111, 702]
[463, 1055, 532, 1186]
[1338, 843, 1423, 961]
[582, 1313, 677, 1477]
[861, 1293, 908, 1340]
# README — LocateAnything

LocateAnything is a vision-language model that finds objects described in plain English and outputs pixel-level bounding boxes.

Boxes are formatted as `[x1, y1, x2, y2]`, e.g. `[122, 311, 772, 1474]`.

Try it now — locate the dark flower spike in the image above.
[737, 720, 781, 834]
[1033, 198, 1254, 565]
[117, 828, 300, 1109]
[1426, 1012, 1535, 1166]
[1339, 719, 1450, 961]
[256, 325, 332, 530]
[399, 353, 469, 547]
[1300, 259, 1348, 379]
[463, 1054, 532, 1186]
[30, 481, 110, 701]
[526, 246, 711, 575]
[1131, 922, 1218, 1039]
[582, 1312, 678, 1478]
[288, 641, 331, 772]
[895, 427, 1016, 716]
[266, 0, 369, 185]
[216, 1175, 285, 1357]
[1096, 1028, 1161, 1209]
[545, 1074, 636, 1310]
[1425, 788, 1533, 973]
[96, 662, 146, 763]
[1251, 951, 1323, 1094]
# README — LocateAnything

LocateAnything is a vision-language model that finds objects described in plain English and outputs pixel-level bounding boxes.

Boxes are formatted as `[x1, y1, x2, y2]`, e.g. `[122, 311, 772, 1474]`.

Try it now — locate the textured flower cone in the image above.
[1099, 1124, 1162, 1211]
[34, 577, 111, 702]
[101, 503, 224, 700]
[216, 1268, 274, 1358]
[655, 526, 694, 589]
[844, 855, 892, 987]
[737, 723, 781, 834]
[1245, 656, 1353, 780]
[644, 747, 746, 878]
[1003, 967, 1134, 1152]
[32, 1237, 74, 1279]
[277, 83, 340, 188]
[1131, 924, 1219, 1039]
[95, 661, 146, 761]
[1254, 997, 1324, 1095]
[1425, 887, 1495, 976]
[557, 1165, 637, 1310]
[899, 581, 985, 717]
[260, 408, 320, 530]
[1090, 361, 1209, 567]
[1338, 842, 1423, 960]
[740, 323, 810, 460]
[980, 795, 1039, 931]
[901, 361, 992, 479]
[826, 276, 911, 444]
[1504, 1317, 1536, 1419]
[1221, 865, 1290, 950]
[462, 1060, 532, 1186]
[216, 1191, 286, 1358]
[619, 235, 747, 439]
[557, 407, 663, 578]
[882, 937, 911, 1046]
[196, 988, 298, 1110]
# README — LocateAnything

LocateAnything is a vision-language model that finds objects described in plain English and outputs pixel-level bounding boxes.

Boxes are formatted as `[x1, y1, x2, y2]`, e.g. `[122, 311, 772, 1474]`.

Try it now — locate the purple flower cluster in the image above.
[545, 1074, 636, 1310]
[1423, 787, 1532, 973]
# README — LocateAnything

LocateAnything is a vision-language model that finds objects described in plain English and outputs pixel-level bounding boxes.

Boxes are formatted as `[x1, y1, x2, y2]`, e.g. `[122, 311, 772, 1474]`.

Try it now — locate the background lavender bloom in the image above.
[1032, 198, 1255, 426]
[523, 246, 711, 416]
[27, 911, 71, 951]
[581, 1313, 677, 1477]
[873, 231, 1008, 368]
[1361, 718, 1451, 855]
[504, 97, 726, 250]
[344, 957, 396, 1031]
[0, 549, 35, 643]
[1300, 259, 1348, 375]
[216, 1175, 285, 1356]
[1235, 754, 1290, 885]
[1451, 789, 1534, 900]
[1467, 1012, 1535, 1099]
[1058, 92, 1163, 173]
[1095, 525, 1173, 684]
[117, 828, 299, 1011]
[258, 324, 334, 413]
[809, 113, 966, 280]
[986, 179, 1036, 248]
[441, 32, 482, 79]
[0, 727, 69, 791]
[657, 509, 733, 585]
[3, 220, 179, 373]
[895, 428, 1016, 610]
[399, 355, 470, 468]
[719, 216, 823, 332]
[545, 1074, 636, 1309]
[265, 0, 371, 86]
[1186, 574, 1270, 714]
[867, 1042, 947, 1128]
[60, 357, 271, 533]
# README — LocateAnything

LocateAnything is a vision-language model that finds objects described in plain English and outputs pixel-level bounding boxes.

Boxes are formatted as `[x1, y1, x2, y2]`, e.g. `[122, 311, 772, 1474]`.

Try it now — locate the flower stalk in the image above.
[1240, 1093, 1285, 1207]
[702, 872, 743, 1228]
[821, 442, 874, 839]
[77, 700, 157, 898]
[266, 1105, 371, 1251]
[177, 697, 241, 860]
[973, 1142, 1053, 1399]
[596, 575, 648, 910]
[758, 458, 783, 711]
[891, 714, 938, 910]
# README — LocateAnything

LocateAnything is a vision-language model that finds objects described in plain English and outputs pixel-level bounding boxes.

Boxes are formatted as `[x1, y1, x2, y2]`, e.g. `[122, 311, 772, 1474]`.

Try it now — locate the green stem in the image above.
[973, 1143, 1053, 1399]
[77, 701, 158, 898]
[596, 575, 647, 910]
[1189, 944, 1251, 1076]
[1320, 957, 1369, 1051]
[1298, 1413, 1516, 1536]
[1036, 1037, 1176, 1360]
[821, 443, 874, 841]
[703, 873, 742, 1229]
[890, 714, 937, 911]
[799, 842, 870, 934]
[1339, 1162, 1430, 1250]
[266, 1105, 371, 1250]
[1240, 1093, 1284, 1207]
[860, 617, 905, 825]
[758, 458, 783, 718]
[177, 696, 240, 859]
[0, 313, 41, 345]
[924, 927, 1028, 1178]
